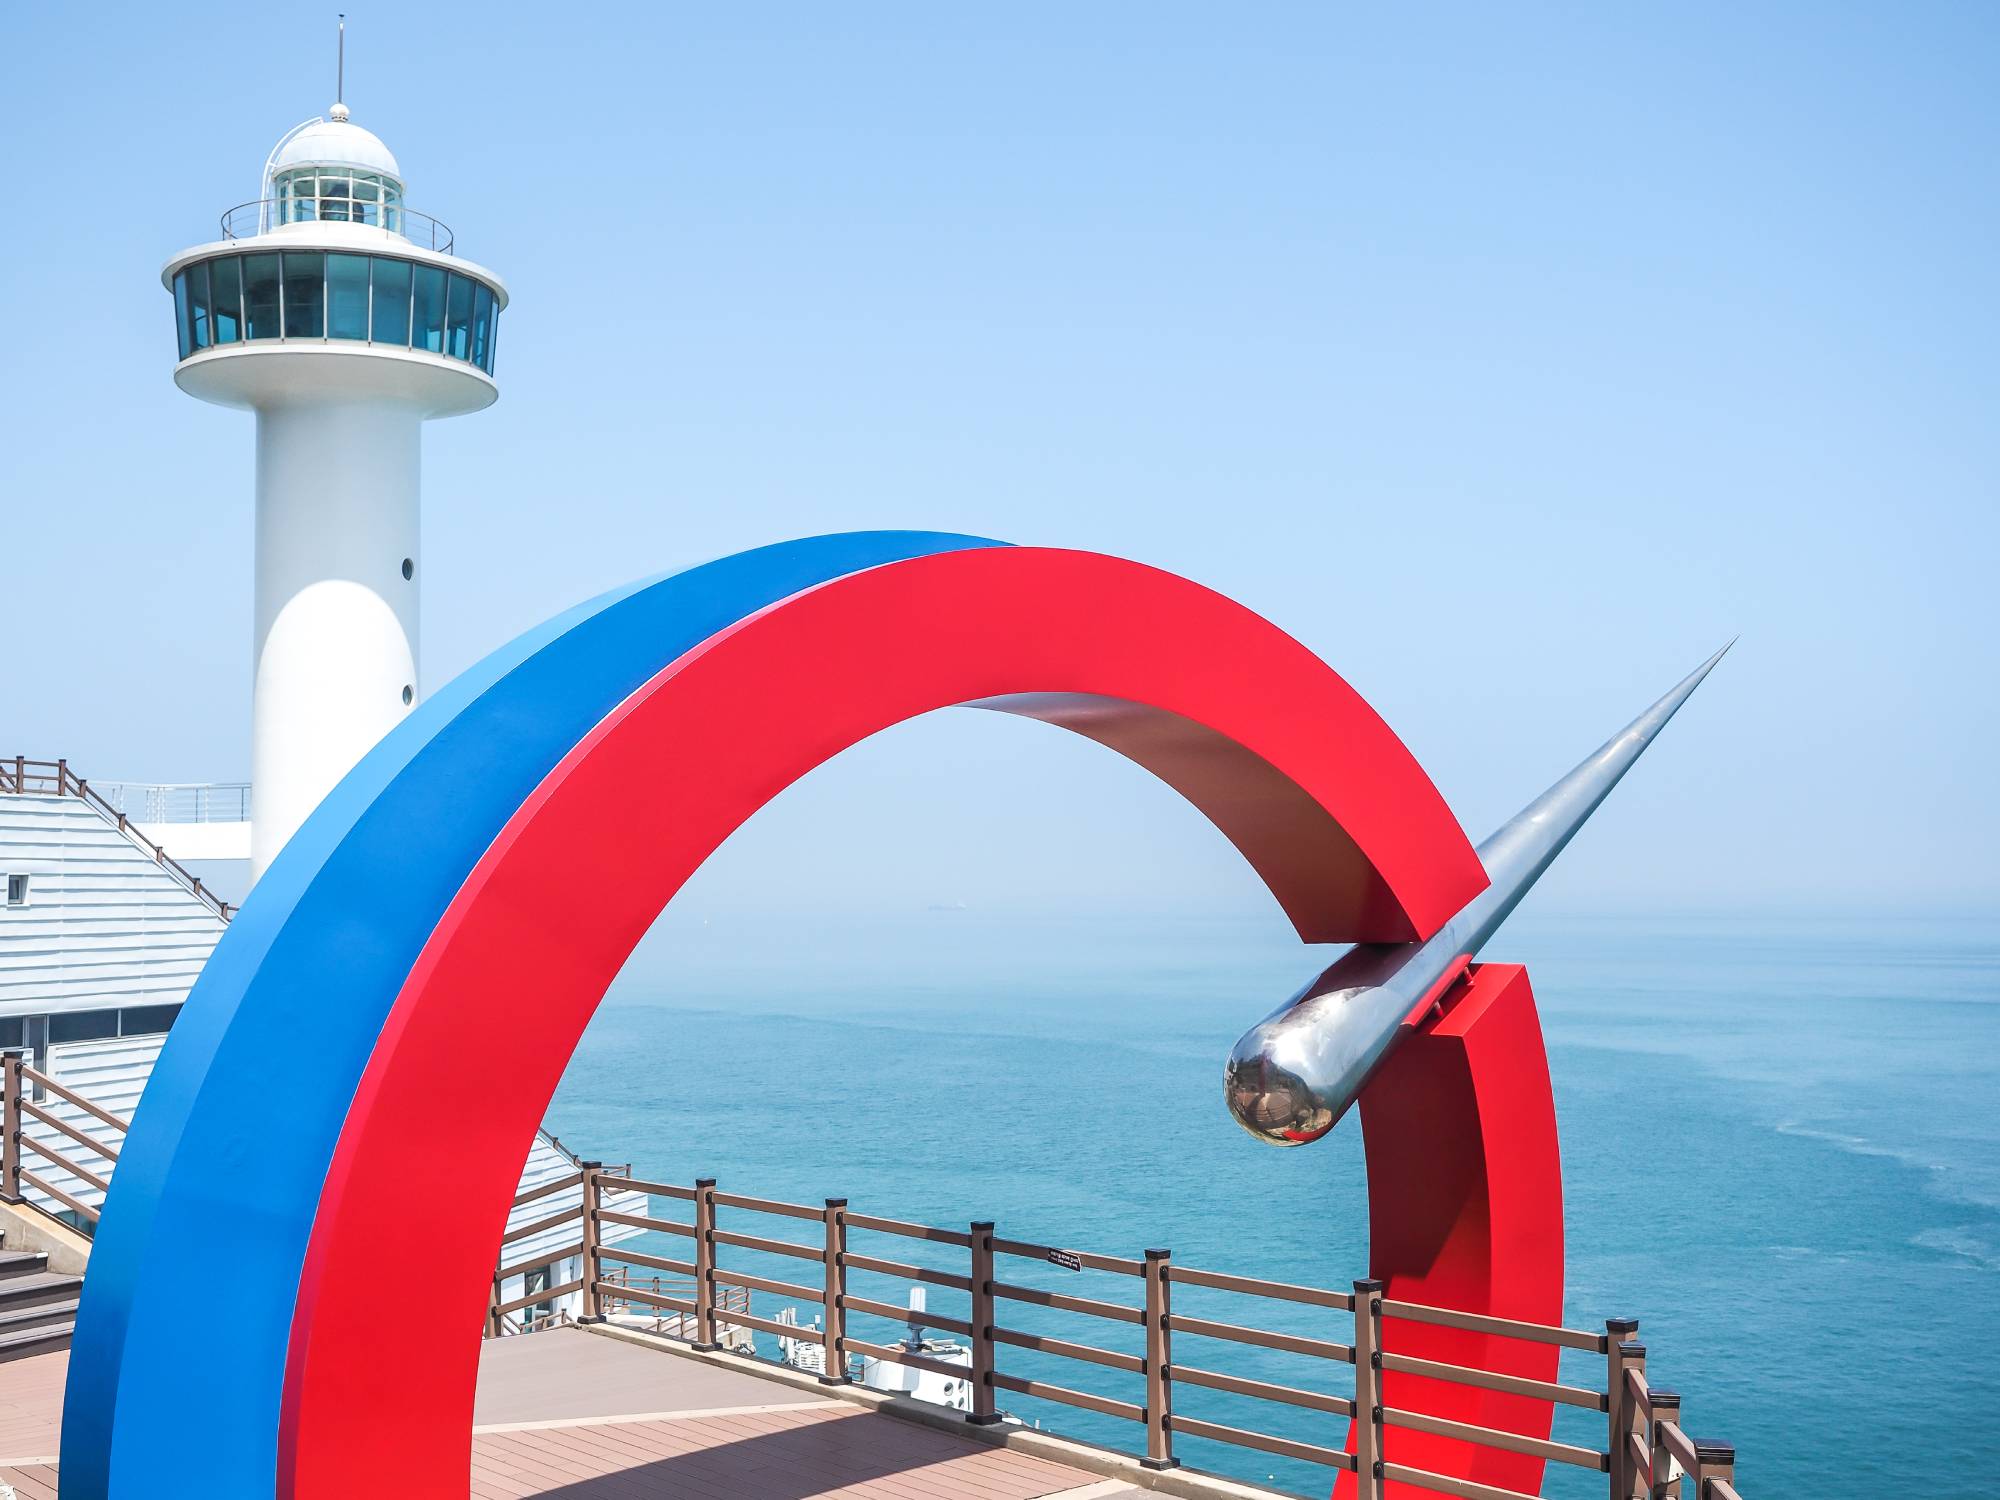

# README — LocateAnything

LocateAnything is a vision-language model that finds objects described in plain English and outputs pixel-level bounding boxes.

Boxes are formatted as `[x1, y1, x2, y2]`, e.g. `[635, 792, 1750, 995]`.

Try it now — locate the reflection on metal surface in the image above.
[1225, 643, 1732, 1146]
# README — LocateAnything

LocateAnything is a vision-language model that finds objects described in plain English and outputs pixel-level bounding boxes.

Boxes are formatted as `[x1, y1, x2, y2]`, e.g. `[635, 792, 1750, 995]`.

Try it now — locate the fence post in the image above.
[1612, 1340, 1647, 1497]
[1691, 1439, 1733, 1498]
[1648, 1389, 1683, 1498]
[1, 1051, 21, 1203]
[55, 760, 67, 796]
[1141, 1248, 1176, 1469]
[577, 1161, 603, 1324]
[1352, 1279, 1384, 1500]
[1605, 1319, 1640, 1498]
[967, 1220, 1000, 1424]
[486, 1273, 503, 1339]
[821, 1198, 849, 1384]
[692, 1177, 720, 1350]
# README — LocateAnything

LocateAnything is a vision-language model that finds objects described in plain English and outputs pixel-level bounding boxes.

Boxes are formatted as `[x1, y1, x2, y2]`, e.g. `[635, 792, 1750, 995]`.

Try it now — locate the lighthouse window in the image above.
[412, 264, 447, 353]
[242, 253, 282, 340]
[172, 269, 192, 360]
[370, 258, 412, 346]
[319, 174, 353, 223]
[444, 273, 475, 362]
[210, 256, 243, 344]
[326, 254, 371, 341]
[470, 284, 494, 371]
[187, 261, 213, 352]
[282, 252, 325, 339]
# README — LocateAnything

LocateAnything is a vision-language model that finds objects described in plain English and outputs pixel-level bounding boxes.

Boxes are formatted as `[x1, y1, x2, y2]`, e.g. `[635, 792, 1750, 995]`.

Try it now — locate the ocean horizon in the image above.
[546, 906, 2000, 1497]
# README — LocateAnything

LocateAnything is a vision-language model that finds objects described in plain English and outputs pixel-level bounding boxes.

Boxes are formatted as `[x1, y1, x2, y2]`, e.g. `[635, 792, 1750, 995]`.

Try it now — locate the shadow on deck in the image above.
[0, 1327, 1146, 1499]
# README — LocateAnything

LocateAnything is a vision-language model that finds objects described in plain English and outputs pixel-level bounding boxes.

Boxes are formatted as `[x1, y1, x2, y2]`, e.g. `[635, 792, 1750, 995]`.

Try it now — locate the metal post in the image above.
[1352, 1279, 1384, 1500]
[1142, 1248, 1176, 1469]
[0, 1052, 20, 1203]
[821, 1199, 849, 1384]
[692, 1177, 720, 1350]
[486, 1274, 503, 1339]
[1691, 1439, 1734, 1498]
[1606, 1319, 1640, 1499]
[577, 1161, 603, 1323]
[967, 1221, 1000, 1424]
[1648, 1389, 1683, 1498]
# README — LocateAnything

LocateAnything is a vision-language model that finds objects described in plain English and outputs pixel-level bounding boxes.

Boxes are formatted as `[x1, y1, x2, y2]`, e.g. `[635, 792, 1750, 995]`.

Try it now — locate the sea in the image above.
[547, 907, 2000, 1498]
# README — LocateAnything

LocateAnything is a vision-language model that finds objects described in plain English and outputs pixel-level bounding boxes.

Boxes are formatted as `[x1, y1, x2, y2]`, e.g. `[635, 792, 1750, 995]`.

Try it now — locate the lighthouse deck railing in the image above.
[219, 199, 456, 254]
[481, 1163, 1750, 1500]
[1, 757, 236, 921]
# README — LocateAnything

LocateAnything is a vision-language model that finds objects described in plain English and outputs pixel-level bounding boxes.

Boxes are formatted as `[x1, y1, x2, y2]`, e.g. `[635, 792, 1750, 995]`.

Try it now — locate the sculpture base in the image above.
[1335, 962, 1565, 1500]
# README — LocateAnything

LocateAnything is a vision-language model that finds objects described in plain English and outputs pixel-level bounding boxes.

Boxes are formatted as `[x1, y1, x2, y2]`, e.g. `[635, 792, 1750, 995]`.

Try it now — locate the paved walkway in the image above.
[0, 1329, 1143, 1498]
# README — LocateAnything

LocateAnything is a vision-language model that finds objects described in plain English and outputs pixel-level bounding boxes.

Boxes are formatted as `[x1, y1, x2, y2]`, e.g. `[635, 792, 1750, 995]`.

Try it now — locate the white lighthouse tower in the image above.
[163, 93, 506, 878]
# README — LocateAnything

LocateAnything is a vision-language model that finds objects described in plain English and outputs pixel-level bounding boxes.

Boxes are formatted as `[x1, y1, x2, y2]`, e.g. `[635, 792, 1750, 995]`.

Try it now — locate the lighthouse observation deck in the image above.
[169, 241, 499, 375]
[163, 106, 506, 414]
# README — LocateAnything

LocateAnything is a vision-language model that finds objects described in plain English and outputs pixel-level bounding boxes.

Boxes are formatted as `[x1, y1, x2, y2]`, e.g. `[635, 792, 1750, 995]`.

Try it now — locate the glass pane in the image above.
[210, 256, 242, 344]
[282, 251, 325, 338]
[484, 305, 498, 373]
[118, 1003, 182, 1036]
[327, 253, 370, 340]
[354, 179, 379, 202]
[370, 257, 412, 345]
[444, 273, 475, 361]
[173, 269, 191, 359]
[292, 195, 317, 223]
[189, 260, 212, 351]
[321, 175, 350, 199]
[411, 264, 446, 352]
[469, 283, 493, 371]
[50, 1010, 119, 1045]
[243, 253, 281, 339]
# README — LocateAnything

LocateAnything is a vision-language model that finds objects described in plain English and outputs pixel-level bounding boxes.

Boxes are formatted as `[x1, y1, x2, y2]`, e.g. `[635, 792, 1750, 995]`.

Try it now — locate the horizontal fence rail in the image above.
[3, 756, 236, 920]
[464, 1165, 1754, 1498]
[90, 779, 251, 824]
[1, 1051, 133, 1228]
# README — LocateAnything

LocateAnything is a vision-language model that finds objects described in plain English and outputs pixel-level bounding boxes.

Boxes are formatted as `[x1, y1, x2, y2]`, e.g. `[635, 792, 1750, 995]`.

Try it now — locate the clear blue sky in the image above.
[4, 3, 1995, 922]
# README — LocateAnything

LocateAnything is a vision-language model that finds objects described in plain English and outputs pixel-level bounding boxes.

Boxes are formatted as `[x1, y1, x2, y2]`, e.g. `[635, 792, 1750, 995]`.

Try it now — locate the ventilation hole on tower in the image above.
[402, 557, 414, 581]
[402, 684, 414, 706]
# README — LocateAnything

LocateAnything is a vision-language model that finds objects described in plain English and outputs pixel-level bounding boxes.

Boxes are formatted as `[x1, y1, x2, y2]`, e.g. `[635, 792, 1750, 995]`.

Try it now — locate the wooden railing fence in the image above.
[2, 756, 236, 921]
[486, 1165, 1749, 1499]
[0, 1050, 133, 1228]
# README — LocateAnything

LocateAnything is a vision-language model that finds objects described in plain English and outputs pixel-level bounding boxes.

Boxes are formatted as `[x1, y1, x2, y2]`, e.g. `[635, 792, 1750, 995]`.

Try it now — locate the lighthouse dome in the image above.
[270, 107, 402, 181]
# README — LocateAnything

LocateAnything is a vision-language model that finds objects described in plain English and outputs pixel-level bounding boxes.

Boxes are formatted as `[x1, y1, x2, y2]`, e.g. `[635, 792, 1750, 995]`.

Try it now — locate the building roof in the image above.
[270, 107, 402, 181]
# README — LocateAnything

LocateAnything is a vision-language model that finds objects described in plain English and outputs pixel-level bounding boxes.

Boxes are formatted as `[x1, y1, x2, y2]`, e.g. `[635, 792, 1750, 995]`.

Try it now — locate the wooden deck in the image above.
[0, 1329, 1145, 1498]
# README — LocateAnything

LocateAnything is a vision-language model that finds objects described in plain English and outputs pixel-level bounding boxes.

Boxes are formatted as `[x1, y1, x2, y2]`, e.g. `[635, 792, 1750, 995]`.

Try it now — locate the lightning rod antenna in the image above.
[337, 15, 346, 107]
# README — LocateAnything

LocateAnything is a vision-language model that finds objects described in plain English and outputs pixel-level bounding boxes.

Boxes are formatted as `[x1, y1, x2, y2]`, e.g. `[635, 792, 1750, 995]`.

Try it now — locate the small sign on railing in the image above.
[1046, 1248, 1083, 1272]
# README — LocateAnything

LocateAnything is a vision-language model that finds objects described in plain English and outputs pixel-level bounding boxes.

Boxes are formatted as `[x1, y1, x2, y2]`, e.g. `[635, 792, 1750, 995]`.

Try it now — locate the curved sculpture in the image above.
[64, 535, 1496, 1498]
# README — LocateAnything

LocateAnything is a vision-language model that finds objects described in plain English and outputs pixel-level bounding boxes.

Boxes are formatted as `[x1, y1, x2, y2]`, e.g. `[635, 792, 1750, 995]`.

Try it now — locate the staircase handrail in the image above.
[3, 756, 235, 921]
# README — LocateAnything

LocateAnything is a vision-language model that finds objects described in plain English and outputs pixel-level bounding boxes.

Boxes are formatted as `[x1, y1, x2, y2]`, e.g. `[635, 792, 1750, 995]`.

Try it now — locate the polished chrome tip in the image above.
[1222, 642, 1733, 1148]
[1224, 1021, 1337, 1147]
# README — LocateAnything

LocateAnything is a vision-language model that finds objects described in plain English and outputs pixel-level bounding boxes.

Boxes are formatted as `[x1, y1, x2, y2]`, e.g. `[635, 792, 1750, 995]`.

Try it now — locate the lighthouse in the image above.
[163, 98, 506, 878]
